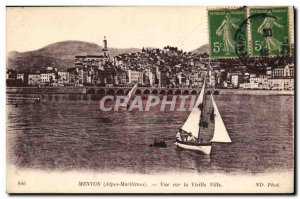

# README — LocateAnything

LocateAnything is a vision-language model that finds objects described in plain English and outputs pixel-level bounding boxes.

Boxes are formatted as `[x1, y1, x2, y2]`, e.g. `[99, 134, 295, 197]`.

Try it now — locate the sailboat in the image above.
[120, 83, 138, 109]
[175, 80, 231, 155]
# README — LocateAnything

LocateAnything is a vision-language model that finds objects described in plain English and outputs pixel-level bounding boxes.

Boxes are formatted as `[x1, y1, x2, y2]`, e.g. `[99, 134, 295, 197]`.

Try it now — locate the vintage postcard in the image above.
[6, 6, 295, 194]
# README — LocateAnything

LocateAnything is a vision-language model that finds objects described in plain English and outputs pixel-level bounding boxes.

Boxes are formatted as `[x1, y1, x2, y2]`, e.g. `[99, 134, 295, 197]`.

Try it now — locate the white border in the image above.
[1, 0, 298, 199]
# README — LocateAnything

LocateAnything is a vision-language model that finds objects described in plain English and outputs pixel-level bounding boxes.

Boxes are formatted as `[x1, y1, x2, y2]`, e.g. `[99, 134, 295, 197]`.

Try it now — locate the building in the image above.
[67, 68, 79, 85]
[243, 73, 250, 83]
[113, 56, 124, 68]
[74, 37, 110, 70]
[58, 71, 69, 82]
[209, 70, 216, 87]
[114, 70, 127, 85]
[143, 69, 155, 86]
[267, 64, 294, 90]
[128, 70, 143, 84]
[6, 69, 17, 79]
[249, 75, 268, 84]
[148, 71, 155, 86]
[268, 78, 294, 90]
[6, 69, 17, 87]
[28, 73, 41, 86]
[272, 64, 294, 78]
[75, 55, 108, 70]
[218, 69, 227, 87]
[74, 68, 95, 85]
[57, 71, 69, 85]
[226, 72, 243, 88]
[240, 74, 269, 90]
[157, 70, 169, 87]
[249, 75, 260, 83]
[102, 36, 109, 57]
[231, 75, 239, 88]
[77, 68, 90, 85]
[41, 72, 56, 83]
[46, 66, 57, 72]
[176, 73, 182, 85]
[266, 67, 272, 77]
[240, 82, 258, 89]
[191, 72, 203, 87]
[16, 73, 27, 85]
[97, 70, 109, 85]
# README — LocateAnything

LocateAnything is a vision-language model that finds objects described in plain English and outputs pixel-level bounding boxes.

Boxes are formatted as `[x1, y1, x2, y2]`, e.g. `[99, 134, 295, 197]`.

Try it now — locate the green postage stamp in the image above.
[208, 7, 291, 58]
[208, 8, 247, 58]
[250, 7, 290, 56]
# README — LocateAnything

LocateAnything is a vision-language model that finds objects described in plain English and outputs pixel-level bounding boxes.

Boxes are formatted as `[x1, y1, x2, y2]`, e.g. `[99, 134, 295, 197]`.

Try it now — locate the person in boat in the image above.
[177, 130, 196, 143]
[187, 132, 196, 143]
[176, 129, 187, 142]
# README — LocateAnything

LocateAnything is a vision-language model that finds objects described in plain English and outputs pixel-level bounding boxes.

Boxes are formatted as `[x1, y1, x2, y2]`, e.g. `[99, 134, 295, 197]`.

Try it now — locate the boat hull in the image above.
[175, 141, 212, 155]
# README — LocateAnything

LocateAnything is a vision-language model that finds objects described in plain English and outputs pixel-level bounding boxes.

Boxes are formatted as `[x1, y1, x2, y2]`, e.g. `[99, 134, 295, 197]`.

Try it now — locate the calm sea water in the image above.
[7, 94, 294, 174]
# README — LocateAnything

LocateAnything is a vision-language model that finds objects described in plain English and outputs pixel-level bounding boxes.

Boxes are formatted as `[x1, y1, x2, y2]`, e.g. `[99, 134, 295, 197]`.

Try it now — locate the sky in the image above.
[6, 7, 209, 53]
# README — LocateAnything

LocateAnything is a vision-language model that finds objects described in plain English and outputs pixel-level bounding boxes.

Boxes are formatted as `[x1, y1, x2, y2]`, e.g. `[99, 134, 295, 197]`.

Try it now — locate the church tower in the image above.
[102, 36, 108, 57]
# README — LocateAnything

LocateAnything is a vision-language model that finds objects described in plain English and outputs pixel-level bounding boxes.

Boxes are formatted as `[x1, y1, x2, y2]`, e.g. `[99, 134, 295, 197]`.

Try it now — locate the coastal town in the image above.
[6, 37, 294, 91]
[5, 6, 295, 195]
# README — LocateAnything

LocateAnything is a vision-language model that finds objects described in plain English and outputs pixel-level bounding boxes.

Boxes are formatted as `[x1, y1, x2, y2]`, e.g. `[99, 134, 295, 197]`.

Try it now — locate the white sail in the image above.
[181, 81, 206, 138]
[210, 95, 232, 143]
[194, 81, 206, 109]
[125, 84, 138, 103]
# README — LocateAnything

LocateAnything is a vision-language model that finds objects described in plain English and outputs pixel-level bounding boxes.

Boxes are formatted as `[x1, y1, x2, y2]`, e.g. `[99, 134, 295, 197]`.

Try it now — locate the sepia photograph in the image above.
[5, 6, 295, 194]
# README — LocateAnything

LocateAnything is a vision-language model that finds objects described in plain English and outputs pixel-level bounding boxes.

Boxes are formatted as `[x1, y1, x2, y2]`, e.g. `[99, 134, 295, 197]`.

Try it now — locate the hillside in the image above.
[7, 40, 141, 71]
[191, 44, 209, 55]
[7, 41, 209, 72]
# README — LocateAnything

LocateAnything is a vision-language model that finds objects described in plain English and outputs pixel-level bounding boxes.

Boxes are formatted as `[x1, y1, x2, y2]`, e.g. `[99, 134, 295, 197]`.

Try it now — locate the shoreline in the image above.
[218, 89, 294, 96]
[6, 87, 294, 96]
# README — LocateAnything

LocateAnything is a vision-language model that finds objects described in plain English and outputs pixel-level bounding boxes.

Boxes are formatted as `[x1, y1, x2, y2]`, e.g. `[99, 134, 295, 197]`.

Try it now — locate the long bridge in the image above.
[85, 87, 220, 95]
[6, 86, 221, 95]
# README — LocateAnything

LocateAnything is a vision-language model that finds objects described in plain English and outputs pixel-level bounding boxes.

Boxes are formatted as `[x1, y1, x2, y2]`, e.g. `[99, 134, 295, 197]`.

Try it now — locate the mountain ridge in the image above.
[7, 40, 141, 71]
[7, 40, 209, 71]
[190, 44, 209, 55]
